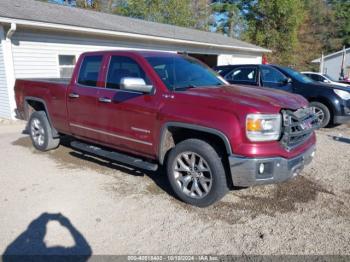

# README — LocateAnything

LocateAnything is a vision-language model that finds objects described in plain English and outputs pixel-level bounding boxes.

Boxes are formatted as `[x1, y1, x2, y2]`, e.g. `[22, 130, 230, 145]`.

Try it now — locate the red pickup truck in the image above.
[15, 51, 318, 207]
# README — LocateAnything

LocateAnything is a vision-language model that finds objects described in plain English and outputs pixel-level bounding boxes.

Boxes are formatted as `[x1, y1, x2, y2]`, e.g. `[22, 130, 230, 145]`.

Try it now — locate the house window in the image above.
[58, 55, 76, 78]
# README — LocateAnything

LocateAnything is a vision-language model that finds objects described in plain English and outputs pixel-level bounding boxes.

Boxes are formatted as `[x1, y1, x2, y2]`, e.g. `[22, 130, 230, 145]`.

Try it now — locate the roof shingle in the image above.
[0, 0, 269, 53]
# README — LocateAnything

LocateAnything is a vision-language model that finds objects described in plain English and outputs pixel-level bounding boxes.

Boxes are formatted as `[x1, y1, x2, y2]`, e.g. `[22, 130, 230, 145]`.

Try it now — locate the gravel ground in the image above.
[0, 120, 349, 255]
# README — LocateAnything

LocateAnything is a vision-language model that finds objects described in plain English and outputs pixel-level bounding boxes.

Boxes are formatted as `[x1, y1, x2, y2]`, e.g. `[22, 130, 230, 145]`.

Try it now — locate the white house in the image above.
[0, 0, 269, 119]
[312, 48, 350, 80]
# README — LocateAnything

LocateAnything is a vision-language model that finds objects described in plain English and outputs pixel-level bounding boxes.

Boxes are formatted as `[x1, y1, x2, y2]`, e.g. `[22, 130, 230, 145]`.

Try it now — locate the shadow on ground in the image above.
[2, 213, 91, 261]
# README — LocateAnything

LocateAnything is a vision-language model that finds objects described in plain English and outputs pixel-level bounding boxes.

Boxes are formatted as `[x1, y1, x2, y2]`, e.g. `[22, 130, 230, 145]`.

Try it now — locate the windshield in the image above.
[280, 66, 314, 84]
[146, 55, 226, 90]
[324, 74, 337, 82]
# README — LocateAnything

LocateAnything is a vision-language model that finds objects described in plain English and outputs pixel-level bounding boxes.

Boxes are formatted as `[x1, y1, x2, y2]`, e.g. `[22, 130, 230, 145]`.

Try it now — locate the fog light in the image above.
[259, 163, 265, 174]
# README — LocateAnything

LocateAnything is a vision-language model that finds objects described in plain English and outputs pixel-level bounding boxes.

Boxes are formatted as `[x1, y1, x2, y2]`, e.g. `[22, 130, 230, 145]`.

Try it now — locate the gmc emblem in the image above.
[300, 118, 313, 130]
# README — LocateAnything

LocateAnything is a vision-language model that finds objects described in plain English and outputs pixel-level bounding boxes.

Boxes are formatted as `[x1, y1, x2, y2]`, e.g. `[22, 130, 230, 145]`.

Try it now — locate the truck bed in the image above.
[15, 78, 70, 132]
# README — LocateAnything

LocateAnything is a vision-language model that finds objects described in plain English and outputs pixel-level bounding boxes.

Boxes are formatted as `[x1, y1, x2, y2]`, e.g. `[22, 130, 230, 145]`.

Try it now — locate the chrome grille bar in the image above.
[280, 108, 320, 151]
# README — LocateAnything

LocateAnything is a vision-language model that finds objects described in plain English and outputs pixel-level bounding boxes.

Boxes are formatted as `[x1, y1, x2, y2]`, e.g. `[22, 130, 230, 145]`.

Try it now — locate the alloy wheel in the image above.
[312, 106, 325, 124]
[173, 152, 212, 199]
[30, 118, 45, 147]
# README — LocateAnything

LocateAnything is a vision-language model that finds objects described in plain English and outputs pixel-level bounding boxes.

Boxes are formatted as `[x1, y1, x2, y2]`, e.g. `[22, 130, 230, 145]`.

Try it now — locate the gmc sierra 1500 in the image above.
[15, 51, 318, 207]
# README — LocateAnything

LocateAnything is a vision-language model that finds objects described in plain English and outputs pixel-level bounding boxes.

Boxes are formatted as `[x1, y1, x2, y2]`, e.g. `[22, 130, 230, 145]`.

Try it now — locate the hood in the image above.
[182, 85, 307, 111]
[309, 81, 350, 92]
[330, 82, 350, 88]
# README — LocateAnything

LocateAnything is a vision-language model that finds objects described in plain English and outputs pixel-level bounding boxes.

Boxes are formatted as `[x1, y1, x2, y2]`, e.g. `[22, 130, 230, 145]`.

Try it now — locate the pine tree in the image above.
[242, 0, 305, 66]
[210, 0, 243, 37]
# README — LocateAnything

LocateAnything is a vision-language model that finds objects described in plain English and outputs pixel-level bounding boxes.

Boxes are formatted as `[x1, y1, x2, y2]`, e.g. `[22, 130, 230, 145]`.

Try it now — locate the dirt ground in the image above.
[0, 120, 349, 255]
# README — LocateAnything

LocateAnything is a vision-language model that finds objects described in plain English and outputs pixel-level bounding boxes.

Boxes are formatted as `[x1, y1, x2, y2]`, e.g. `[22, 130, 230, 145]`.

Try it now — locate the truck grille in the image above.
[280, 108, 319, 151]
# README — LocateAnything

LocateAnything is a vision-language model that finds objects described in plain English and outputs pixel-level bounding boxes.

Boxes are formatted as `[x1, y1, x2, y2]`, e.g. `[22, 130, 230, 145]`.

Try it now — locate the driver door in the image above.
[94, 54, 159, 157]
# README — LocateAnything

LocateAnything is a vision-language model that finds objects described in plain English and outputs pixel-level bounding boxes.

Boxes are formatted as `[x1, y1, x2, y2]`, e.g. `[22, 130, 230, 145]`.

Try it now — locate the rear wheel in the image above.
[310, 101, 331, 128]
[166, 139, 228, 207]
[29, 111, 60, 151]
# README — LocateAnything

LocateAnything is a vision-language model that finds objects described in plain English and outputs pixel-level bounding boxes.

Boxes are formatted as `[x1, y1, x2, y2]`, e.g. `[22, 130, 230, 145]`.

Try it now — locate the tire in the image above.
[28, 111, 60, 151]
[310, 101, 331, 128]
[166, 139, 228, 207]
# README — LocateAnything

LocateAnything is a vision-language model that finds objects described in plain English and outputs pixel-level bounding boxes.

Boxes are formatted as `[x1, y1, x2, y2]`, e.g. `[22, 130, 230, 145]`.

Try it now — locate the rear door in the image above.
[260, 65, 293, 92]
[67, 55, 104, 140]
[224, 66, 259, 86]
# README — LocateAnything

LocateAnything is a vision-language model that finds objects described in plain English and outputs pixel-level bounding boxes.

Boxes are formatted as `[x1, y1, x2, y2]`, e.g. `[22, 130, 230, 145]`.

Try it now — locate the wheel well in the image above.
[25, 99, 46, 120]
[309, 97, 334, 121]
[159, 126, 234, 189]
[25, 98, 58, 137]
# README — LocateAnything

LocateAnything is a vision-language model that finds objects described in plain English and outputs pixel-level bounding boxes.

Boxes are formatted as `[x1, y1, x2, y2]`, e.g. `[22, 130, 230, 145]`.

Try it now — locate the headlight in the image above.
[334, 89, 350, 100]
[246, 114, 282, 141]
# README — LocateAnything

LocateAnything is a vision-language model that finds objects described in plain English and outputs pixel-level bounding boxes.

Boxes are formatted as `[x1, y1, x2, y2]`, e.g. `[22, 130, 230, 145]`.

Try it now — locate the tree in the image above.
[242, 0, 305, 66]
[293, 0, 337, 70]
[192, 0, 211, 30]
[113, 0, 196, 28]
[329, 0, 350, 48]
[76, 0, 101, 10]
[210, 0, 243, 37]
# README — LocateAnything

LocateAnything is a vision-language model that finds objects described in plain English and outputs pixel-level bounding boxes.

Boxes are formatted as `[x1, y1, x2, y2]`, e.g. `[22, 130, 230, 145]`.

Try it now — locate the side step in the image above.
[70, 141, 158, 171]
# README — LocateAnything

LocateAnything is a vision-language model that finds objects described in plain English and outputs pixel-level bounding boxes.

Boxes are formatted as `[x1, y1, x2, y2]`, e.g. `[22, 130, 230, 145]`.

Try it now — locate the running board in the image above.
[70, 141, 158, 171]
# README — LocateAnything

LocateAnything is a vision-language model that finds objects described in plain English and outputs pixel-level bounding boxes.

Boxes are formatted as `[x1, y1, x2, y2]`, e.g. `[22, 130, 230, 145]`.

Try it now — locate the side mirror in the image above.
[281, 78, 292, 85]
[120, 77, 154, 94]
[323, 79, 330, 83]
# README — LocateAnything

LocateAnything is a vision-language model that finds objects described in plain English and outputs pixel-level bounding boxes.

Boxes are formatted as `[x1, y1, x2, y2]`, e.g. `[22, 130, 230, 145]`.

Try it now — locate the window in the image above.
[226, 67, 257, 82]
[78, 55, 103, 87]
[324, 74, 337, 82]
[58, 55, 76, 78]
[278, 66, 314, 84]
[146, 56, 225, 90]
[106, 56, 149, 89]
[304, 73, 321, 82]
[261, 66, 287, 84]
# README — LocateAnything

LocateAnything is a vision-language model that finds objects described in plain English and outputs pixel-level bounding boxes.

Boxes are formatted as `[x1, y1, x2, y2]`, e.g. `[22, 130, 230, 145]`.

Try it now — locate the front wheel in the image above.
[166, 139, 228, 207]
[310, 101, 331, 128]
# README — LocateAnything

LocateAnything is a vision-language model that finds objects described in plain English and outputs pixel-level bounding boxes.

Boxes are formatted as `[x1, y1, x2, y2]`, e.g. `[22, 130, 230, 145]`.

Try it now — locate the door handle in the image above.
[69, 93, 80, 98]
[98, 97, 112, 103]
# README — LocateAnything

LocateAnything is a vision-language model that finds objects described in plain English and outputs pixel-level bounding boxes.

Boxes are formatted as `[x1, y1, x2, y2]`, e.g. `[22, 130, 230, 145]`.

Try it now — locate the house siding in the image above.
[11, 29, 263, 78]
[11, 30, 180, 79]
[323, 52, 350, 80]
[0, 26, 11, 119]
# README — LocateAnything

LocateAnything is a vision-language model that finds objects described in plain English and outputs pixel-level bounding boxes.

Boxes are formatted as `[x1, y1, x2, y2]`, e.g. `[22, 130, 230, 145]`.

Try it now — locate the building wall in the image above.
[323, 52, 350, 80]
[11, 30, 177, 79]
[0, 26, 12, 119]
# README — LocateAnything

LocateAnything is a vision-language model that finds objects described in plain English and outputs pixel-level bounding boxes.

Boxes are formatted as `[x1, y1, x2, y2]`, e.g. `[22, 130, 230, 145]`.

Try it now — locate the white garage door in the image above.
[218, 54, 262, 66]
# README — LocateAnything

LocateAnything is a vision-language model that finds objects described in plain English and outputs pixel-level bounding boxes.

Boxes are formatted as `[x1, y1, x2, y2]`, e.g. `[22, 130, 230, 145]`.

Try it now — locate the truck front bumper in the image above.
[228, 145, 316, 187]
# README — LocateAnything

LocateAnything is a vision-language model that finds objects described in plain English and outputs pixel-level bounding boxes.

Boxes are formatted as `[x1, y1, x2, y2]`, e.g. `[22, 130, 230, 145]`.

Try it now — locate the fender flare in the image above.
[24, 96, 58, 137]
[158, 122, 233, 164]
